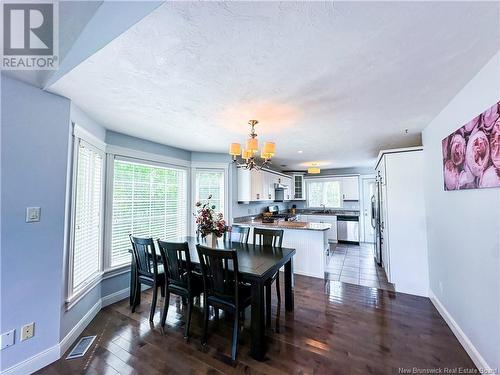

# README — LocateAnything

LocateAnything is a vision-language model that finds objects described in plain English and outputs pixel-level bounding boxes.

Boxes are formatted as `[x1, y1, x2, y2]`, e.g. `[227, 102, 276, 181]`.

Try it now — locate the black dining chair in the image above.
[129, 235, 165, 322]
[196, 244, 251, 360]
[156, 240, 203, 339]
[224, 225, 250, 244]
[253, 228, 284, 326]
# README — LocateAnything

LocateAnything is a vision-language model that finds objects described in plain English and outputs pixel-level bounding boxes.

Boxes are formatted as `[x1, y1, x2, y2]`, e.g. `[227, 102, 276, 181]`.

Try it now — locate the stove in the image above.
[264, 205, 297, 222]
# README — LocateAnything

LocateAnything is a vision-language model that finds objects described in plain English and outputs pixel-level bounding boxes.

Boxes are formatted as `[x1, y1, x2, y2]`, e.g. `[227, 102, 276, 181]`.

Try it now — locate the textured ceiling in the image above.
[48, 1, 500, 169]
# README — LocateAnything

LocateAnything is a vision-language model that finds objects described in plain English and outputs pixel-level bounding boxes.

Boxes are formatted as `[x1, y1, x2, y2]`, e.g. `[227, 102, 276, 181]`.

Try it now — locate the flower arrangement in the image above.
[442, 100, 500, 190]
[194, 195, 227, 238]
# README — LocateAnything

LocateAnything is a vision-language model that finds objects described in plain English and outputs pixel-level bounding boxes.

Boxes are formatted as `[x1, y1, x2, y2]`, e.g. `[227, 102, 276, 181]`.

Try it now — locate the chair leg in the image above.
[214, 308, 219, 320]
[184, 296, 193, 339]
[266, 284, 271, 327]
[160, 284, 165, 298]
[202, 300, 209, 345]
[231, 311, 240, 360]
[160, 290, 170, 327]
[131, 284, 138, 313]
[276, 273, 281, 302]
[150, 283, 158, 322]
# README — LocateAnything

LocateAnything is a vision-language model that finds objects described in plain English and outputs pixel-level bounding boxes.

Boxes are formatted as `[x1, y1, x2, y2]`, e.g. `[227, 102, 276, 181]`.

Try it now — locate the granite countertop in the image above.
[236, 219, 331, 231]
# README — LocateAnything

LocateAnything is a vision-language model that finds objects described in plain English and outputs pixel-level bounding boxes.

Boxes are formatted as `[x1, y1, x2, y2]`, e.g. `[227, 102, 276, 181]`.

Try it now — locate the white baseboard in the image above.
[1, 287, 131, 375]
[428, 290, 491, 372]
[59, 299, 102, 356]
[101, 287, 130, 308]
[1, 344, 60, 375]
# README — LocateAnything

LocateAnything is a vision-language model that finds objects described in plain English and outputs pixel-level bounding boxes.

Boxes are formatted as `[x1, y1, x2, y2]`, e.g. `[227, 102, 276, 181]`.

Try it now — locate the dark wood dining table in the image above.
[129, 236, 296, 360]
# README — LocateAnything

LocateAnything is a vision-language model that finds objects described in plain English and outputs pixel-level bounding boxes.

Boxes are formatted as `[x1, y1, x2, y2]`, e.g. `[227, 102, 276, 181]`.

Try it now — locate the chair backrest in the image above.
[196, 244, 240, 304]
[253, 227, 284, 247]
[224, 225, 250, 244]
[129, 235, 159, 279]
[156, 240, 192, 290]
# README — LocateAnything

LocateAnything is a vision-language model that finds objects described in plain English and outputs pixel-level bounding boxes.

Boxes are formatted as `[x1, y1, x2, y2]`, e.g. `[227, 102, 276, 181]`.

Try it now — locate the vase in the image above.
[205, 233, 218, 248]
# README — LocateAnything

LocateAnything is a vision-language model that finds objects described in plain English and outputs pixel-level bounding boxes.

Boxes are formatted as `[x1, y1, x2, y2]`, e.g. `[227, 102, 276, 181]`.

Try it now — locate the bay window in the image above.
[110, 158, 188, 268]
[68, 138, 105, 300]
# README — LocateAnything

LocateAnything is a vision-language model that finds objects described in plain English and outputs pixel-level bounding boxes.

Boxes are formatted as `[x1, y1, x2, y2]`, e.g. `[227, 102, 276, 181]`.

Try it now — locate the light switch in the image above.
[26, 207, 41, 223]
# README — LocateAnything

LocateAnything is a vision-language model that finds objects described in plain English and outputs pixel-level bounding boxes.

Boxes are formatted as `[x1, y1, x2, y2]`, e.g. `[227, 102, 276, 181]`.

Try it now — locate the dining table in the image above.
[129, 235, 296, 360]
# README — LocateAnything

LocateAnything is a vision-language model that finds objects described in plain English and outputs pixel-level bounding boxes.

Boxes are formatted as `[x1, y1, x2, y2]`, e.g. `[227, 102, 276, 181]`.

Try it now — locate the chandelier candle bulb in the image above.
[263, 142, 276, 156]
[242, 149, 253, 160]
[246, 138, 259, 152]
[229, 143, 241, 156]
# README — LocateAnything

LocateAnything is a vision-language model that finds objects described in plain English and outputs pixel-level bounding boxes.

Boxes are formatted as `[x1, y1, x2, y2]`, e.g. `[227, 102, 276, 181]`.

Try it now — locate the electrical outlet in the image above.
[1, 329, 15, 350]
[21, 323, 34, 341]
[26, 207, 41, 222]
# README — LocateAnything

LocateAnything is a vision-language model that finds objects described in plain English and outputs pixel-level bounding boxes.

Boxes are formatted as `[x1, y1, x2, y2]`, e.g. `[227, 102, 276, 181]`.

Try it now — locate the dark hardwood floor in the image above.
[37, 275, 475, 374]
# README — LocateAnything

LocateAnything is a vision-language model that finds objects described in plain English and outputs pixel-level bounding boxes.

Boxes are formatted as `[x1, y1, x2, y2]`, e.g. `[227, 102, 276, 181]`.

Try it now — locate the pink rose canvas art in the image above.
[442, 100, 500, 190]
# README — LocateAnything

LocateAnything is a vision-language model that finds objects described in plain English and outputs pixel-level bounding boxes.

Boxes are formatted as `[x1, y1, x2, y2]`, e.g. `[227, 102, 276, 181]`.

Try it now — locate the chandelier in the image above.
[228, 120, 276, 170]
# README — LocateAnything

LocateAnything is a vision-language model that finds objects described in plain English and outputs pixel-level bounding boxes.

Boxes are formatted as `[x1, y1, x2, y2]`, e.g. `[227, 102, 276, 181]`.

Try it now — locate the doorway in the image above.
[361, 177, 375, 243]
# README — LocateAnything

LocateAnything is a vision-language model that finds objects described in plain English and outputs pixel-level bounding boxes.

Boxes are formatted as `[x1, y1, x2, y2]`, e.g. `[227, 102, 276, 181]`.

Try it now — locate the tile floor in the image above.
[325, 242, 395, 291]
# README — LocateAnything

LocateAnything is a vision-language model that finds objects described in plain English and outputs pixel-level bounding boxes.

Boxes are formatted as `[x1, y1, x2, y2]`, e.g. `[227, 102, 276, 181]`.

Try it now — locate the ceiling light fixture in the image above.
[229, 120, 275, 170]
[298, 150, 303, 154]
[308, 163, 321, 174]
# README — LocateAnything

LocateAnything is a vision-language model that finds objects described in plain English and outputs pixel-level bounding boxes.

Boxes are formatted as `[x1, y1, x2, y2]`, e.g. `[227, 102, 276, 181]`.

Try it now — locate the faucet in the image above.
[320, 204, 326, 213]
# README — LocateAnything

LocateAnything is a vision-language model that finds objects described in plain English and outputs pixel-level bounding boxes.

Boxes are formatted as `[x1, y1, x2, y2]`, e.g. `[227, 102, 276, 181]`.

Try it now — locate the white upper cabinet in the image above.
[291, 174, 305, 200]
[237, 168, 251, 202]
[237, 168, 295, 203]
[342, 176, 359, 201]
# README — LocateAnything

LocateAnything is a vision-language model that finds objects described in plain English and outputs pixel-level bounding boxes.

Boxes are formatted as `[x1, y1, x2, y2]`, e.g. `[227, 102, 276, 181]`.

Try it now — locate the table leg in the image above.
[250, 282, 265, 360]
[284, 259, 294, 312]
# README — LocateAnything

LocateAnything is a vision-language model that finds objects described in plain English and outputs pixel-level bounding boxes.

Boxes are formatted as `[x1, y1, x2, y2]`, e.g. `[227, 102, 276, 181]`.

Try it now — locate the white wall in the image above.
[422, 52, 500, 370]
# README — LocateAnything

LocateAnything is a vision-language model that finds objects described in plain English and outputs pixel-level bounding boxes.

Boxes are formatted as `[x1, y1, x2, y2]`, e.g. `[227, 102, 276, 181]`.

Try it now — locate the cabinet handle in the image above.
[256, 194, 260, 200]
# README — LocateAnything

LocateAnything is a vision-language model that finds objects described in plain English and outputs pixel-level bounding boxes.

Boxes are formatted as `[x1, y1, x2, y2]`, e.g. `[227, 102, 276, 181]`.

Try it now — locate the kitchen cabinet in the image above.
[298, 214, 337, 242]
[237, 167, 293, 203]
[291, 174, 305, 200]
[342, 176, 359, 201]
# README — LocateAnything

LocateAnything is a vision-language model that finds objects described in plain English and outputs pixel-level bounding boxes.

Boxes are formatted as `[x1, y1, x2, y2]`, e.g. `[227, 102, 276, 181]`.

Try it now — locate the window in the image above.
[194, 169, 225, 214]
[69, 139, 104, 298]
[110, 159, 187, 267]
[306, 178, 342, 208]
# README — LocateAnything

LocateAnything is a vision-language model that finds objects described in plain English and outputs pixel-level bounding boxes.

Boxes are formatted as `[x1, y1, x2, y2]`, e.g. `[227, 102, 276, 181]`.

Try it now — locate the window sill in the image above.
[65, 273, 103, 311]
[65, 265, 131, 311]
[102, 264, 130, 280]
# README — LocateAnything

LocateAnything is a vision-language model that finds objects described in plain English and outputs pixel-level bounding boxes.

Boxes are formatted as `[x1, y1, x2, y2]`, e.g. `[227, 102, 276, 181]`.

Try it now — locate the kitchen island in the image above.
[234, 218, 330, 279]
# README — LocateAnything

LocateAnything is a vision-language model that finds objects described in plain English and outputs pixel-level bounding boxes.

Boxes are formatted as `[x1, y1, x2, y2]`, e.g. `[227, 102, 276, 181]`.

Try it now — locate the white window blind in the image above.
[306, 179, 342, 208]
[111, 159, 187, 267]
[71, 140, 103, 296]
[194, 170, 225, 215]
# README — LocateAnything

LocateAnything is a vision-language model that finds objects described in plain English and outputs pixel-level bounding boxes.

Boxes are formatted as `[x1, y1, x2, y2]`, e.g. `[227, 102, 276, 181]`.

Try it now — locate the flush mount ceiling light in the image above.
[308, 163, 321, 174]
[229, 120, 275, 170]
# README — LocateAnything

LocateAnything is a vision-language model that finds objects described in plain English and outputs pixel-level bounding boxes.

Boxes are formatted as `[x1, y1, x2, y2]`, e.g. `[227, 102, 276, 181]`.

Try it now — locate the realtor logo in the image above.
[1, 2, 58, 70]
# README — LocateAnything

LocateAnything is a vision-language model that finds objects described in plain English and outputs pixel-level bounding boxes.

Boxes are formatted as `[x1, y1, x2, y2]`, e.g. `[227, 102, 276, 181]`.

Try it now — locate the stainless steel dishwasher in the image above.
[337, 215, 360, 244]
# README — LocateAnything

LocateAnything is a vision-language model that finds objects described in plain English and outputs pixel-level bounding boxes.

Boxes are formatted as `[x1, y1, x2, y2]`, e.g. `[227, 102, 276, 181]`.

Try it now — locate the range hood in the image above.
[274, 183, 287, 190]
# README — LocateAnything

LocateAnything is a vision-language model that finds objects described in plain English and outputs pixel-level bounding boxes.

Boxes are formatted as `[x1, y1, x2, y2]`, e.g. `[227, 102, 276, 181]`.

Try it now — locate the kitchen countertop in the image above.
[236, 219, 331, 231]
[297, 210, 360, 217]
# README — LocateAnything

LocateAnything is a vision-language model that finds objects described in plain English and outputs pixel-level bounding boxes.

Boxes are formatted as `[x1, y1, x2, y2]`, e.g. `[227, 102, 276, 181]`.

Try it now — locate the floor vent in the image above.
[66, 335, 96, 360]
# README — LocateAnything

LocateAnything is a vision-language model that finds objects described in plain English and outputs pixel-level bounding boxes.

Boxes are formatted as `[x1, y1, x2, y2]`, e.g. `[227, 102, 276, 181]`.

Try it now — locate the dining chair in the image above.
[156, 240, 203, 339]
[196, 244, 252, 360]
[224, 225, 250, 244]
[129, 235, 165, 322]
[253, 227, 284, 326]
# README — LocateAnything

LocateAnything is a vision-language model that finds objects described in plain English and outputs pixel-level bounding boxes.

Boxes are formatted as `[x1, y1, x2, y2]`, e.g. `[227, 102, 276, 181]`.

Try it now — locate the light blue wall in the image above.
[1, 75, 71, 371]
[106, 130, 191, 161]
